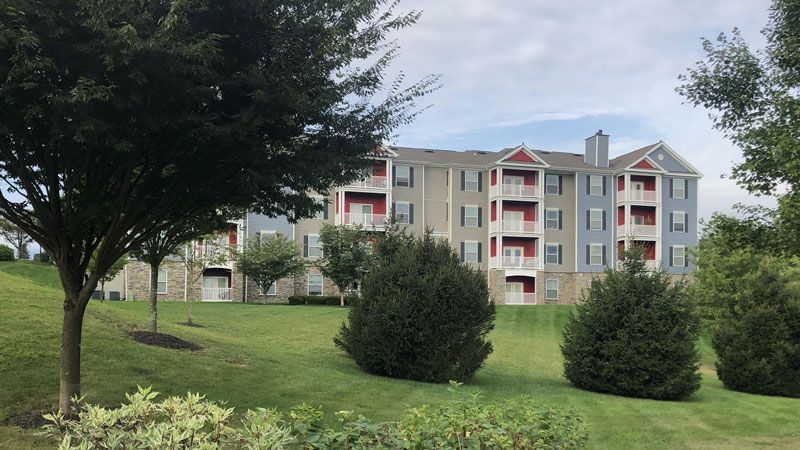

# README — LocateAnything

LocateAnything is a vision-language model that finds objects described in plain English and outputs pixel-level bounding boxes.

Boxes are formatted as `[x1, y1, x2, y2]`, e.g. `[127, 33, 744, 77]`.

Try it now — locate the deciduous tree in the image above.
[318, 223, 374, 306]
[235, 233, 307, 300]
[180, 236, 230, 326]
[0, 217, 32, 259]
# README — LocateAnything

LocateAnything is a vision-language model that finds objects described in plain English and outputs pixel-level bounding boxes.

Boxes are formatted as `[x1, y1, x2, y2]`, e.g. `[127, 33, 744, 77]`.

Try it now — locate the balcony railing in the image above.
[490, 184, 541, 198]
[491, 256, 540, 269]
[617, 224, 658, 237]
[490, 220, 541, 234]
[344, 213, 387, 227]
[346, 176, 388, 189]
[505, 293, 537, 305]
[645, 260, 659, 271]
[619, 189, 658, 202]
[202, 287, 231, 301]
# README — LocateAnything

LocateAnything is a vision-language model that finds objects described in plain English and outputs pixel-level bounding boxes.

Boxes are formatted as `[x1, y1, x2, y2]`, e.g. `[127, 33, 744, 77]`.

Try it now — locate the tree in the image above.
[0, 217, 32, 259]
[130, 214, 232, 333]
[235, 234, 307, 300]
[180, 236, 230, 326]
[318, 224, 374, 306]
[0, 0, 435, 412]
[88, 249, 127, 301]
[0, 244, 13, 261]
[561, 249, 702, 400]
[335, 229, 495, 383]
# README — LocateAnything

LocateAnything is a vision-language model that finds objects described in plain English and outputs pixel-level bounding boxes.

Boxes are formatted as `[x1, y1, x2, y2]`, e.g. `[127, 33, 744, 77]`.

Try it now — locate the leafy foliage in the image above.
[712, 256, 800, 397]
[43, 384, 589, 449]
[561, 249, 702, 400]
[236, 234, 307, 297]
[0, 244, 14, 261]
[0, 217, 32, 259]
[317, 223, 374, 305]
[335, 229, 495, 383]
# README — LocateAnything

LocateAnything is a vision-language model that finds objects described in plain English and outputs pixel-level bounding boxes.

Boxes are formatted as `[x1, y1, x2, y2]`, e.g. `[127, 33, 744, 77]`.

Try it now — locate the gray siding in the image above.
[576, 173, 614, 272]
[648, 148, 692, 173]
[244, 213, 293, 239]
[661, 177, 698, 273]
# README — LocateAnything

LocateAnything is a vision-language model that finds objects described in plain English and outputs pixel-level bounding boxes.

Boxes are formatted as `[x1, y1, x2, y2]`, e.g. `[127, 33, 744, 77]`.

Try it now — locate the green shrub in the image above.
[712, 256, 800, 397]
[0, 244, 14, 261]
[335, 230, 495, 383]
[287, 295, 342, 305]
[288, 295, 305, 305]
[561, 248, 702, 400]
[43, 384, 589, 449]
[33, 252, 51, 263]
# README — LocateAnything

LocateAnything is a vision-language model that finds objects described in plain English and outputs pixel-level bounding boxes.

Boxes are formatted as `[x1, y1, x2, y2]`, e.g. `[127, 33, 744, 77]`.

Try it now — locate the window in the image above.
[672, 246, 686, 267]
[545, 208, 560, 230]
[463, 241, 479, 263]
[464, 171, 480, 192]
[155, 269, 167, 294]
[259, 230, 276, 243]
[463, 205, 479, 227]
[589, 175, 603, 196]
[545, 278, 558, 300]
[266, 282, 277, 296]
[314, 197, 326, 219]
[307, 234, 323, 258]
[394, 201, 410, 224]
[545, 244, 560, 265]
[395, 165, 411, 187]
[589, 209, 603, 231]
[672, 178, 686, 199]
[672, 211, 686, 233]
[545, 174, 560, 195]
[632, 215, 644, 225]
[308, 274, 324, 296]
[589, 244, 603, 266]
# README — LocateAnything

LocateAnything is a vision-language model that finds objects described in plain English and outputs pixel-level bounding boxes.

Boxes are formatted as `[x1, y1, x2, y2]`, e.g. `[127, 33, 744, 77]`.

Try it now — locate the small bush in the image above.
[287, 295, 346, 306]
[712, 256, 800, 397]
[33, 252, 51, 263]
[335, 230, 495, 383]
[561, 248, 702, 400]
[44, 384, 589, 449]
[288, 295, 305, 305]
[0, 244, 14, 261]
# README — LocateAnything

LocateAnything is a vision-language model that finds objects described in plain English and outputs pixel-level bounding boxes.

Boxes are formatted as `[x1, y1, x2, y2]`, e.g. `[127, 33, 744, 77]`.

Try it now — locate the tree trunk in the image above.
[100, 280, 105, 301]
[340, 291, 345, 307]
[59, 296, 87, 415]
[149, 261, 159, 333]
[187, 297, 193, 325]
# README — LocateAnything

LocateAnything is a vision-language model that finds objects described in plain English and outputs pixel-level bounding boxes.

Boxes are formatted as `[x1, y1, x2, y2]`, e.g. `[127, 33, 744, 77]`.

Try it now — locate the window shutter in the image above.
[558, 175, 563, 195]
[409, 203, 414, 224]
[477, 242, 482, 262]
[670, 212, 674, 232]
[558, 245, 563, 265]
[586, 175, 590, 195]
[478, 207, 483, 227]
[460, 242, 465, 262]
[460, 206, 465, 227]
[391, 202, 396, 219]
[303, 235, 309, 257]
[478, 172, 483, 192]
[602, 245, 607, 265]
[323, 198, 328, 220]
[669, 179, 673, 198]
[409, 167, 414, 188]
[460, 171, 465, 191]
[602, 176, 607, 196]
[586, 210, 590, 230]
[669, 247, 674, 267]
[685, 180, 689, 199]
[602, 210, 607, 230]
[684, 212, 688, 233]
[392, 166, 397, 187]
[585, 245, 590, 265]
[558, 210, 563, 230]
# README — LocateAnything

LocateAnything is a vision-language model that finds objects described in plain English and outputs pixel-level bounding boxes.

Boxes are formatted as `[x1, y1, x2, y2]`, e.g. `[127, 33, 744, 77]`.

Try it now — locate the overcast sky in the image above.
[384, 0, 774, 219]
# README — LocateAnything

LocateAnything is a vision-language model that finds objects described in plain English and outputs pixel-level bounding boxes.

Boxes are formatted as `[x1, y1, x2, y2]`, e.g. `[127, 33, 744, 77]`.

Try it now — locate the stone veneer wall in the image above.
[125, 260, 188, 301]
[490, 269, 602, 305]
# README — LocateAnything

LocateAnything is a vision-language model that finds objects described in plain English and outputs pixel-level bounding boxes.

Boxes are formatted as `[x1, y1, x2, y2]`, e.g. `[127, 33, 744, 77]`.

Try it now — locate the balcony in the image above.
[490, 183, 541, 198]
[619, 189, 658, 203]
[344, 213, 387, 227]
[346, 176, 388, 189]
[505, 293, 537, 305]
[202, 287, 231, 302]
[491, 256, 541, 270]
[489, 220, 541, 234]
[645, 260, 659, 271]
[617, 224, 658, 238]
[198, 244, 234, 269]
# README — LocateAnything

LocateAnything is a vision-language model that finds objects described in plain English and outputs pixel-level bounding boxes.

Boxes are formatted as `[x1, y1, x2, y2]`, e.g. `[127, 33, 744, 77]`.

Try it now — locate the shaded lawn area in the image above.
[0, 266, 798, 449]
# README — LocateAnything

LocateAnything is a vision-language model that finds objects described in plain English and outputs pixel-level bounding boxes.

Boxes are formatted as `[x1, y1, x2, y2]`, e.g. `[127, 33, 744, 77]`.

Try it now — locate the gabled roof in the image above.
[609, 143, 660, 170]
[496, 145, 549, 166]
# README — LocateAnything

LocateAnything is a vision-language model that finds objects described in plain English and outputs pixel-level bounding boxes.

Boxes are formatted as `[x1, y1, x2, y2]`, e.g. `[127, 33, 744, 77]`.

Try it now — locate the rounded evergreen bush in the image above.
[0, 244, 14, 261]
[561, 248, 701, 400]
[335, 230, 495, 382]
[712, 256, 800, 397]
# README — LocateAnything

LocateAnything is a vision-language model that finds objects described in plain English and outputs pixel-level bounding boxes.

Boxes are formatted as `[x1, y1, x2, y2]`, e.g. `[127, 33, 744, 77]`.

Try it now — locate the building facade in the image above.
[111, 131, 701, 305]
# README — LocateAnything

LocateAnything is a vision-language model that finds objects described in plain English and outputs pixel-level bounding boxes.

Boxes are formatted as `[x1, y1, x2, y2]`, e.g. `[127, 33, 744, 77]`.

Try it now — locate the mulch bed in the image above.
[128, 331, 201, 351]
[2, 410, 49, 429]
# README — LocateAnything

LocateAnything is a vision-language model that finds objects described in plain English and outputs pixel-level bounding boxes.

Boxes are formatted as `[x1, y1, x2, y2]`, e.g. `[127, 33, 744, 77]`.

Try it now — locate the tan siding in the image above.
[542, 173, 576, 272]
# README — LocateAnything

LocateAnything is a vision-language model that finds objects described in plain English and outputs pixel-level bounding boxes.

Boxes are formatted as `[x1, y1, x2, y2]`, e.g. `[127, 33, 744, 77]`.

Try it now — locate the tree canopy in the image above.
[236, 233, 307, 298]
[318, 223, 374, 305]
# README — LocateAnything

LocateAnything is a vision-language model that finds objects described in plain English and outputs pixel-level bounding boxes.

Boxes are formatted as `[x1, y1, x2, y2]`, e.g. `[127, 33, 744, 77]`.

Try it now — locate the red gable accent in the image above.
[632, 159, 656, 169]
[506, 149, 540, 163]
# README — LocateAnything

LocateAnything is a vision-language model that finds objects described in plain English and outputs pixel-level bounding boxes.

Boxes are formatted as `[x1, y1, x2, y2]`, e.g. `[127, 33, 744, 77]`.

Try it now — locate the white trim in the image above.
[672, 245, 687, 268]
[394, 200, 411, 224]
[376, 146, 399, 158]
[671, 178, 687, 199]
[463, 204, 480, 227]
[545, 278, 559, 300]
[394, 164, 411, 188]
[544, 242, 560, 265]
[650, 142, 704, 176]
[589, 208, 603, 231]
[672, 211, 687, 233]
[544, 207, 560, 230]
[496, 145, 550, 166]
[624, 154, 666, 173]
[463, 240, 480, 263]
[589, 243, 603, 266]
[307, 273, 324, 296]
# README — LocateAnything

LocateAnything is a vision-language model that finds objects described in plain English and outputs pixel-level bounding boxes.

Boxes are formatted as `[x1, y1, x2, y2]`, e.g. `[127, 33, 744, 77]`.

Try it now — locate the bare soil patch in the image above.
[2, 411, 49, 429]
[128, 331, 201, 351]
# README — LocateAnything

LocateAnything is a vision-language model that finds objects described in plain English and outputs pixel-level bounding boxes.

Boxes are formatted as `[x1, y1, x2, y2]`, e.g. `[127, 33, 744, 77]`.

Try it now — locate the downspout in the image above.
[243, 216, 248, 302]
[183, 245, 189, 302]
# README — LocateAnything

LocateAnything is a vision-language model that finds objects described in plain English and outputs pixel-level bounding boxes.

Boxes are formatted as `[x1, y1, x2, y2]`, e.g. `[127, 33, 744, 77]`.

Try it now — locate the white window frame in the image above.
[308, 273, 324, 296]
[463, 241, 479, 263]
[266, 281, 277, 296]
[589, 175, 603, 196]
[545, 243, 560, 265]
[464, 205, 479, 228]
[259, 229, 276, 243]
[673, 245, 687, 267]
[672, 211, 686, 233]
[464, 171, 480, 192]
[395, 201, 410, 224]
[589, 243, 603, 266]
[545, 278, 558, 300]
[307, 234, 323, 258]
[672, 178, 686, 199]
[545, 208, 560, 230]
[545, 174, 560, 195]
[589, 209, 603, 231]
[155, 268, 167, 295]
[395, 165, 411, 187]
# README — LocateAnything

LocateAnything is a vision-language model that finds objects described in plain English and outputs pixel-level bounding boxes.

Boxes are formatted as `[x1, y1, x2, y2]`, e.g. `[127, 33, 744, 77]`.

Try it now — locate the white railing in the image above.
[505, 293, 537, 305]
[346, 176, 388, 189]
[489, 220, 541, 234]
[492, 256, 540, 269]
[344, 213, 387, 227]
[620, 189, 658, 202]
[490, 184, 541, 198]
[202, 287, 231, 301]
[617, 224, 658, 237]
[645, 260, 660, 271]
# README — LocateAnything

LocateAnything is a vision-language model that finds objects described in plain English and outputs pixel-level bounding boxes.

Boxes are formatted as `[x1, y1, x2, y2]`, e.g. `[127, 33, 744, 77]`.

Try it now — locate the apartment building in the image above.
[114, 131, 700, 305]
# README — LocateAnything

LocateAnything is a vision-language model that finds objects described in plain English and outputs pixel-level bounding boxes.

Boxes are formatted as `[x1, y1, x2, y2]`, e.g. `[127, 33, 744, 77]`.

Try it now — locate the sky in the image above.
[382, 0, 775, 220]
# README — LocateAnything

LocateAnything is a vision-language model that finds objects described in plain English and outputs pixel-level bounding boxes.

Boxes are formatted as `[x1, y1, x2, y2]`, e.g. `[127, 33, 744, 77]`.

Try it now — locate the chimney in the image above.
[584, 130, 609, 167]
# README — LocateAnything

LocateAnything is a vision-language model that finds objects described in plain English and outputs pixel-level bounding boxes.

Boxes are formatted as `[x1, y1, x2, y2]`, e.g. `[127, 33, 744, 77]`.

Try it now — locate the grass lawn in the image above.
[0, 262, 798, 449]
